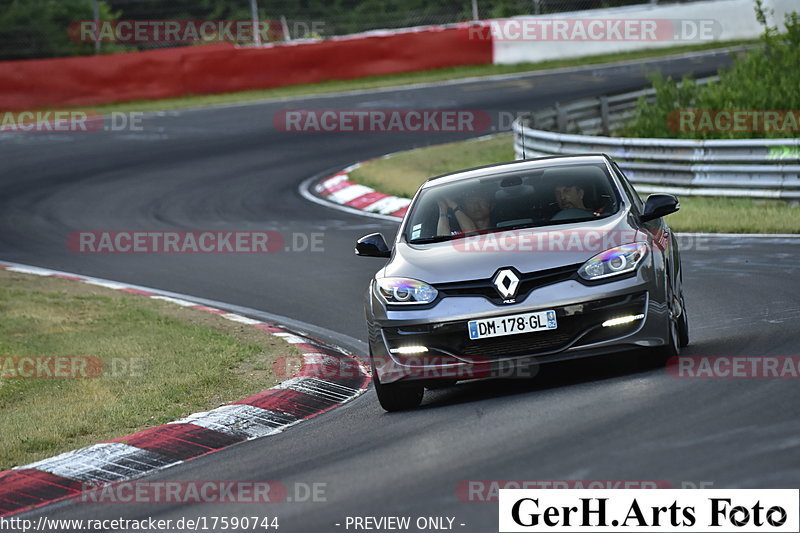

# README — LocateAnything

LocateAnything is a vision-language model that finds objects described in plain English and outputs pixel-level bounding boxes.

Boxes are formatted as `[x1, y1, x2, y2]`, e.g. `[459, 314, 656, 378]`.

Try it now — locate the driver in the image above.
[554, 183, 589, 211]
[551, 181, 596, 221]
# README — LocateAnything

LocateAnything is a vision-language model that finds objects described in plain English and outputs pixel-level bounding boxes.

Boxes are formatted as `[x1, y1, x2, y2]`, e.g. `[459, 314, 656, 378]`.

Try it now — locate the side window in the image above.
[613, 162, 644, 214]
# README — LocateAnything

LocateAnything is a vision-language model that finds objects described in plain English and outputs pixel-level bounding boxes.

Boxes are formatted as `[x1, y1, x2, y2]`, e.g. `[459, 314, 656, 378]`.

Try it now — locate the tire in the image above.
[650, 288, 681, 364]
[656, 303, 681, 361]
[677, 294, 690, 348]
[371, 357, 423, 412]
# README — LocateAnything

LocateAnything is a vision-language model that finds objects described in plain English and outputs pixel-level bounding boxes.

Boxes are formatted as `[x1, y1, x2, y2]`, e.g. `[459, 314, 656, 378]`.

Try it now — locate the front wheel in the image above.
[655, 300, 681, 362]
[371, 357, 423, 412]
[677, 295, 690, 348]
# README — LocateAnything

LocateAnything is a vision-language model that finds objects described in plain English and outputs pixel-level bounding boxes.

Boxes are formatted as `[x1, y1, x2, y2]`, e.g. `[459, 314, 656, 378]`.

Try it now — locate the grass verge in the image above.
[0, 269, 299, 470]
[352, 134, 515, 198]
[348, 133, 799, 233]
[74, 40, 754, 114]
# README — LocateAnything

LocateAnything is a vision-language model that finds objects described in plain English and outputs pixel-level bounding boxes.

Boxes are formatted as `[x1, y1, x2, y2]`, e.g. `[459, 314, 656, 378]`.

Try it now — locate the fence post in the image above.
[555, 102, 567, 132]
[250, 0, 261, 45]
[599, 96, 610, 136]
[281, 16, 291, 41]
[92, 0, 100, 54]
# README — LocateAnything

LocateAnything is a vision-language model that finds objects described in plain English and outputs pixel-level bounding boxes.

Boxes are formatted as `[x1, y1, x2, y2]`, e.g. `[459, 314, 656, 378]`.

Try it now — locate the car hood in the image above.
[383, 213, 640, 284]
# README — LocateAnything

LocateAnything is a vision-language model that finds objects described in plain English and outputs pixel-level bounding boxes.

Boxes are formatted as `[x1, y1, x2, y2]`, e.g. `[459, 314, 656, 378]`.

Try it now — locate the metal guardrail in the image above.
[512, 78, 800, 199]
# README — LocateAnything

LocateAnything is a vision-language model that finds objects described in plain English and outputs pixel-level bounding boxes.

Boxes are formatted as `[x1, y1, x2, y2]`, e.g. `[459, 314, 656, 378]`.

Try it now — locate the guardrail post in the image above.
[92, 0, 100, 54]
[599, 96, 610, 136]
[555, 103, 567, 133]
[250, 0, 262, 45]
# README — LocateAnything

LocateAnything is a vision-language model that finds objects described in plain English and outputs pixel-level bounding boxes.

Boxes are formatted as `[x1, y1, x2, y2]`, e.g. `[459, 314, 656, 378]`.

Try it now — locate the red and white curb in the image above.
[312, 161, 409, 219]
[0, 261, 369, 517]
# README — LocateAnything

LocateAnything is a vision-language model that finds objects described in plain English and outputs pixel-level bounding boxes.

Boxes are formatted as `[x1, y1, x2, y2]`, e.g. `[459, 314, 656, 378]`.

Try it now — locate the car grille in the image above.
[457, 324, 578, 358]
[433, 263, 581, 305]
[383, 292, 647, 361]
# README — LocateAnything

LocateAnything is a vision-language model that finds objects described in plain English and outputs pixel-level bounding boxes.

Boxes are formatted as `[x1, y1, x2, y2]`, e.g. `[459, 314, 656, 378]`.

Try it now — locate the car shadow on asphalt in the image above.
[416, 348, 692, 410]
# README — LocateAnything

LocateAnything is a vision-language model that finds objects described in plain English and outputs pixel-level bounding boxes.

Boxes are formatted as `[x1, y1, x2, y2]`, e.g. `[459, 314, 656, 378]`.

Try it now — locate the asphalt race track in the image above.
[2, 50, 799, 532]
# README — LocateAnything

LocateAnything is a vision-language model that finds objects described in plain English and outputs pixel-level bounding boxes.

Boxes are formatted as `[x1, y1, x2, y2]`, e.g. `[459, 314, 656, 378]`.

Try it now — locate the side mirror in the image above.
[641, 194, 680, 222]
[355, 233, 391, 258]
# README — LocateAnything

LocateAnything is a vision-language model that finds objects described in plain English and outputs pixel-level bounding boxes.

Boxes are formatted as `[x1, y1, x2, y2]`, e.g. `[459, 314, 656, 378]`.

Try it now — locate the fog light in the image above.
[602, 314, 645, 327]
[390, 346, 429, 354]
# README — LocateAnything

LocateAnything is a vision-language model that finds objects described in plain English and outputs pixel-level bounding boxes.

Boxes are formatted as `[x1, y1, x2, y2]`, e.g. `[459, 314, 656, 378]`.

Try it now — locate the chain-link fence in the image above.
[1, 0, 705, 61]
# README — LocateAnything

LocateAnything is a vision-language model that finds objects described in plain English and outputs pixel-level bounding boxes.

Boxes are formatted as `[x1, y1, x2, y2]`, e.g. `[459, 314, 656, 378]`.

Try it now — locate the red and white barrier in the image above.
[0, 26, 492, 111]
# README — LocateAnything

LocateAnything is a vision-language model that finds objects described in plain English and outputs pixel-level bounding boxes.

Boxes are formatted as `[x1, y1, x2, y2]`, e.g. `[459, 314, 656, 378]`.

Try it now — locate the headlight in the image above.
[578, 242, 648, 281]
[375, 278, 438, 305]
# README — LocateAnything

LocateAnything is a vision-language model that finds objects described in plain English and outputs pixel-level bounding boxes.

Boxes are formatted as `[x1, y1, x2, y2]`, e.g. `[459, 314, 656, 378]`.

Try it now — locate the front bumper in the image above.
[367, 274, 669, 384]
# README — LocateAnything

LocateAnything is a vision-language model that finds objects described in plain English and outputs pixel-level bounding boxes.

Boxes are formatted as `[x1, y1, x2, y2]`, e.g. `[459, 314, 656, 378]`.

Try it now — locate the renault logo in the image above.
[493, 269, 519, 301]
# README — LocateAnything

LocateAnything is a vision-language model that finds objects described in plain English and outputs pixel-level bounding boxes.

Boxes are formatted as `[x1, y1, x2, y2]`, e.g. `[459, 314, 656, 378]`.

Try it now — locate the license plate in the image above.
[468, 310, 557, 340]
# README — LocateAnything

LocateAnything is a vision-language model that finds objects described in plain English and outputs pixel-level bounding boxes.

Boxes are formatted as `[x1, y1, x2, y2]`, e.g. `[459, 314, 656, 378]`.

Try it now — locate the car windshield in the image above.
[404, 163, 621, 243]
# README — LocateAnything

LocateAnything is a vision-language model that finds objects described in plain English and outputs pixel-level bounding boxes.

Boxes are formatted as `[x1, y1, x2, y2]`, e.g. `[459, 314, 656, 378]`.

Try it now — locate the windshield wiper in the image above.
[407, 235, 456, 244]
[491, 222, 547, 232]
[408, 232, 480, 244]
[410, 225, 543, 243]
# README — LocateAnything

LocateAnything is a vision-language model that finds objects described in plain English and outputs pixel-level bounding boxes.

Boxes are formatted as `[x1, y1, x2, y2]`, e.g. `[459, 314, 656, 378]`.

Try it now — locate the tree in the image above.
[0, 0, 122, 60]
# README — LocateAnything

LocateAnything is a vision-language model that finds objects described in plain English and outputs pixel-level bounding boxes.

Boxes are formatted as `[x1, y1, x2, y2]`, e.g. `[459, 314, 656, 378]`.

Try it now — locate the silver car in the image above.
[356, 154, 689, 411]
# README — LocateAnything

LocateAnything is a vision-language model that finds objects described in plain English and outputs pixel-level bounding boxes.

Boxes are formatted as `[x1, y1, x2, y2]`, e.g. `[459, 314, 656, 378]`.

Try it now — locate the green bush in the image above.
[0, 0, 123, 60]
[621, 0, 800, 139]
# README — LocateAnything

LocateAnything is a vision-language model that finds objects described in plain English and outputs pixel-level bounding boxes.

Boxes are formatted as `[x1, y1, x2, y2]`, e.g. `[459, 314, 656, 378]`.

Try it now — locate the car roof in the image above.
[420, 153, 613, 189]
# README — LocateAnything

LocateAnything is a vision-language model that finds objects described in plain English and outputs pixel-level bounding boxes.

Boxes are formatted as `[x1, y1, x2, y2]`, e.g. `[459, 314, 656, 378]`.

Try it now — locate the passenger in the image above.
[437, 189, 494, 236]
